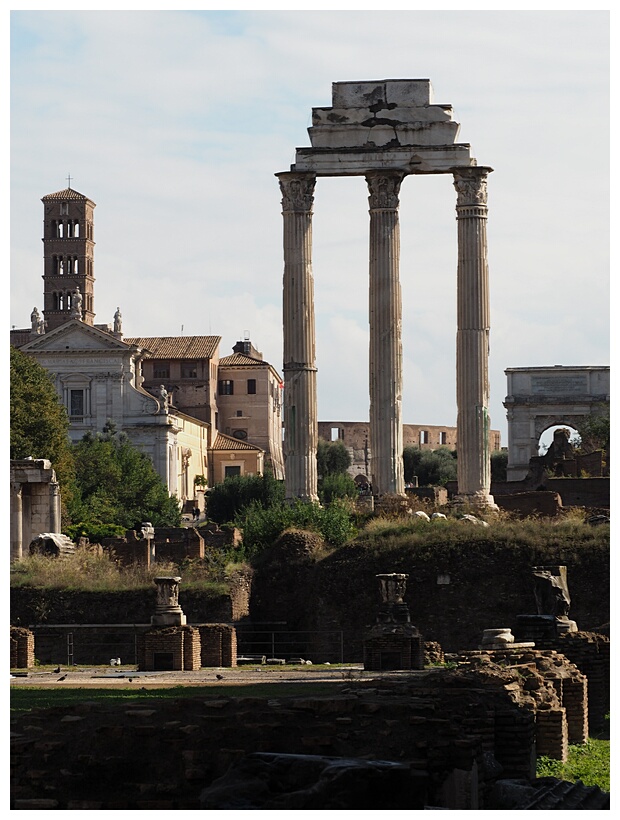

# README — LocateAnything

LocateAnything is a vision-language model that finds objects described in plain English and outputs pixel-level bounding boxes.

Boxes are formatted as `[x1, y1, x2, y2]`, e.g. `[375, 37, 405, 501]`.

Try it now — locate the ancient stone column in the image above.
[453, 167, 496, 508]
[366, 171, 405, 497]
[49, 481, 61, 533]
[11, 481, 23, 561]
[277, 172, 319, 503]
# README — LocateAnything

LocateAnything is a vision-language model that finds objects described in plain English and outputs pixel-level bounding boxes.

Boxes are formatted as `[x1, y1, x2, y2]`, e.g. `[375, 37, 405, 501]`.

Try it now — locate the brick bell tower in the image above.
[41, 183, 96, 331]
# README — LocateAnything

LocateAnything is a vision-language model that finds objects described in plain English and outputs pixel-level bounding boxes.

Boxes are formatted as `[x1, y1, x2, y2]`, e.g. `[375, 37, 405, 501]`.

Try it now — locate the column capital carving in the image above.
[277, 172, 316, 213]
[11, 481, 23, 496]
[365, 170, 405, 210]
[452, 166, 492, 208]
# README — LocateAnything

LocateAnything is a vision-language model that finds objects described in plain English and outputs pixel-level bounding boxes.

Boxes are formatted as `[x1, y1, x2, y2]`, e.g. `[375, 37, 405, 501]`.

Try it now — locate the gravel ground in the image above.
[9, 663, 415, 689]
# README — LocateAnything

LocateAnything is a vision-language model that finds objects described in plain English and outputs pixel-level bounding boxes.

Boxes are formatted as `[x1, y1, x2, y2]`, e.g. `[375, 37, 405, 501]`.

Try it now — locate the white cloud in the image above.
[10, 9, 610, 444]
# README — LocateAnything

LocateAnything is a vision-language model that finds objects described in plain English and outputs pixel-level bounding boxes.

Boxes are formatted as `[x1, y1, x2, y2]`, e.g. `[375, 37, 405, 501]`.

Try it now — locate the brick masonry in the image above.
[11, 664, 545, 810]
[10, 626, 35, 669]
[137, 626, 202, 672]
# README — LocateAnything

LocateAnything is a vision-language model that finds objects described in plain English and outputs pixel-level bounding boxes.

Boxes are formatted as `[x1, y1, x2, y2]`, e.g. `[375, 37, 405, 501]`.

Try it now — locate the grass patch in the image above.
[536, 715, 610, 792]
[10, 681, 340, 714]
[9, 552, 237, 593]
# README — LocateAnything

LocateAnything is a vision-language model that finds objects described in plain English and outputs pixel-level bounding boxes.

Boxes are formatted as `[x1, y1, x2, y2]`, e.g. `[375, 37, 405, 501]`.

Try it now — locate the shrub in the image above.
[317, 439, 351, 476]
[319, 472, 358, 504]
[403, 446, 457, 486]
[236, 499, 356, 559]
[206, 473, 285, 524]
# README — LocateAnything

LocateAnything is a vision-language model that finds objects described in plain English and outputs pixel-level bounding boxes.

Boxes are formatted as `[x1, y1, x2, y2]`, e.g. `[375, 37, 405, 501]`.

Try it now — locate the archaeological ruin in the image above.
[278, 79, 496, 508]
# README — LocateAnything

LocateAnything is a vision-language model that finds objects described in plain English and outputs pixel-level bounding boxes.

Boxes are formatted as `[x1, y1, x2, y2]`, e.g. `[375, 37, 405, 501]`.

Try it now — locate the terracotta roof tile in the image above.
[212, 433, 264, 452]
[218, 352, 265, 367]
[10, 329, 32, 348]
[41, 188, 93, 202]
[124, 335, 221, 359]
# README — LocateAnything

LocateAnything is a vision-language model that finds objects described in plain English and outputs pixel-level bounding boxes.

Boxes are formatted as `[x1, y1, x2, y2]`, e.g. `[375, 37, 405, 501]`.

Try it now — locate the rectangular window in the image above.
[218, 380, 234, 395]
[247, 379, 256, 394]
[225, 465, 241, 478]
[153, 362, 170, 379]
[70, 389, 84, 417]
[420, 430, 429, 445]
[236, 410, 243, 417]
[440, 431, 447, 445]
[182, 361, 198, 379]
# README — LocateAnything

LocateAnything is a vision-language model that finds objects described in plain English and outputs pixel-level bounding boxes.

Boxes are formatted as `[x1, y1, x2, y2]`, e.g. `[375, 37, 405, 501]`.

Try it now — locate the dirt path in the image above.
[10, 664, 406, 689]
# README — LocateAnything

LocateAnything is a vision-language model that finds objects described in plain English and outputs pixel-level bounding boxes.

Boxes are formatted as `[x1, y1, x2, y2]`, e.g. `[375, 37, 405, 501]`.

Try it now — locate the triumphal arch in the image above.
[503, 365, 610, 481]
[277, 79, 495, 507]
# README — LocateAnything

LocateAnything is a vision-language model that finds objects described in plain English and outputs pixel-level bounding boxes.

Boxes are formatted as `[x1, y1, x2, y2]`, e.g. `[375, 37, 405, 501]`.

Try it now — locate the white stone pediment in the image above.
[20, 320, 131, 353]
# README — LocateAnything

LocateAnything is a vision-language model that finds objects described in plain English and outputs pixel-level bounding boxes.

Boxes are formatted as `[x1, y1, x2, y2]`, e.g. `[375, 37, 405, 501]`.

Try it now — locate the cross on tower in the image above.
[66, 173, 72, 188]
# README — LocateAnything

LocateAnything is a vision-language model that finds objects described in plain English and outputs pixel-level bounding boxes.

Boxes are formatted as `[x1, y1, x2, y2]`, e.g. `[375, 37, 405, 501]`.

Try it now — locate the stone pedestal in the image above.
[367, 172, 405, 498]
[278, 172, 319, 503]
[364, 573, 424, 670]
[151, 576, 186, 626]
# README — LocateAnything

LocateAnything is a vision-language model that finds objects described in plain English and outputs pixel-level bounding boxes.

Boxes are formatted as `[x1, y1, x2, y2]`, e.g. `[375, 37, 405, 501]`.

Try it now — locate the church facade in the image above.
[11, 186, 278, 507]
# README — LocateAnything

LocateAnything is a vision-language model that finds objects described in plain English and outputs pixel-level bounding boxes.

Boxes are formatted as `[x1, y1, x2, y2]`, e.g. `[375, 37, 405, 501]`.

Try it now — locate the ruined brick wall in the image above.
[545, 478, 609, 509]
[536, 709, 568, 761]
[10, 665, 541, 810]
[317, 422, 500, 478]
[494, 491, 563, 518]
[10, 627, 35, 669]
[405, 487, 448, 506]
[154, 528, 204, 562]
[455, 647, 589, 761]
[138, 626, 201, 671]
[363, 633, 424, 671]
[198, 624, 237, 668]
[103, 538, 151, 567]
[555, 632, 609, 731]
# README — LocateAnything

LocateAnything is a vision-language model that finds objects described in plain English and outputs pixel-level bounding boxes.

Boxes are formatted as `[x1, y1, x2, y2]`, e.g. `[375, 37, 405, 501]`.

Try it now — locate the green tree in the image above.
[206, 472, 285, 524]
[317, 439, 351, 477]
[10, 345, 75, 492]
[318, 472, 358, 504]
[490, 450, 508, 483]
[575, 408, 610, 456]
[403, 446, 457, 487]
[67, 423, 181, 539]
[403, 446, 423, 484]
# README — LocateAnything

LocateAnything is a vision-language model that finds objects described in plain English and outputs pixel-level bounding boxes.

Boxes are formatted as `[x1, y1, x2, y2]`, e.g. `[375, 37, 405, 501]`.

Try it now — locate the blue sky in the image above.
[9, 9, 610, 444]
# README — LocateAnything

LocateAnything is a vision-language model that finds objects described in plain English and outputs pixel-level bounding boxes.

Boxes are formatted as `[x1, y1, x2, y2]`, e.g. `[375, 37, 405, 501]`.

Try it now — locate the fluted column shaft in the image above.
[277, 172, 319, 502]
[11, 482, 23, 561]
[453, 167, 495, 506]
[367, 171, 405, 497]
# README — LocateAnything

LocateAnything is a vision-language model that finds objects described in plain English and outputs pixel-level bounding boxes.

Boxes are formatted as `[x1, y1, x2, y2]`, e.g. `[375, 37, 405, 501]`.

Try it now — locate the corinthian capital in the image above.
[452, 167, 492, 207]
[278, 173, 316, 213]
[366, 171, 405, 210]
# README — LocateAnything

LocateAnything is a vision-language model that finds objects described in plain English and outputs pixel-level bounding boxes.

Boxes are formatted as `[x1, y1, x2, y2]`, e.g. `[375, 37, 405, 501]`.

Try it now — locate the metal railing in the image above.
[26, 624, 365, 667]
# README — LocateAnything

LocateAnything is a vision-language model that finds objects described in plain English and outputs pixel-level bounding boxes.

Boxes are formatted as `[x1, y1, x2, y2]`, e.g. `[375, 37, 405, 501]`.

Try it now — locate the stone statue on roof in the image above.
[114, 307, 122, 334]
[30, 307, 45, 335]
[70, 286, 83, 319]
